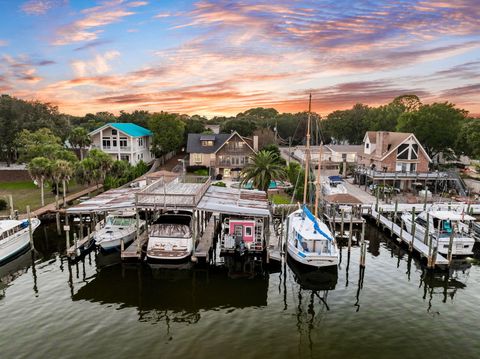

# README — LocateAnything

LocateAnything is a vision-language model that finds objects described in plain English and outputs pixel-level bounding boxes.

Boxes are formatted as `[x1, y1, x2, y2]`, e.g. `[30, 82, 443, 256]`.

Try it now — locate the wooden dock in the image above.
[267, 222, 283, 263]
[121, 232, 148, 261]
[370, 208, 449, 267]
[66, 232, 95, 259]
[362, 202, 480, 215]
[194, 216, 215, 261]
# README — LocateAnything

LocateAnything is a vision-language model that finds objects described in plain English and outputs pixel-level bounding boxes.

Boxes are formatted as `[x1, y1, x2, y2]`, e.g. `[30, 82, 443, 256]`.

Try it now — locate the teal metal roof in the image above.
[108, 123, 152, 137]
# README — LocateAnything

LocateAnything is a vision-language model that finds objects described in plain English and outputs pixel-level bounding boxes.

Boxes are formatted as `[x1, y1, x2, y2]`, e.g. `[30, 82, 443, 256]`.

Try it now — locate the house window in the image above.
[366, 143, 369, 149]
[120, 137, 128, 148]
[193, 153, 202, 164]
[342, 153, 347, 160]
[202, 140, 214, 147]
[102, 137, 111, 148]
[138, 138, 144, 147]
[245, 227, 252, 236]
[397, 143, 419, 160]
[112, 129, 117, 135]
[120, 154, 129, 162]
[112, 140, 117, 147]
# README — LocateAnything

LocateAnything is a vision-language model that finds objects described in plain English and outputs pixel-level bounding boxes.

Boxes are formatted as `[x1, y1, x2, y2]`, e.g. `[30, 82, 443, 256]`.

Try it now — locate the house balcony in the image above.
[92, 144, 132, 152]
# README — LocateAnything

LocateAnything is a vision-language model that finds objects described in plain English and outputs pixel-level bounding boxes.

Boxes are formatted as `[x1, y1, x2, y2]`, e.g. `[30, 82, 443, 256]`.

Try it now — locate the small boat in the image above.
[322, 175, 347, 196]
[146, 210, 193, 265]
[401, 210, 475, 256]
[0, 218, 41, 265]
[221, 217, 264, 254]
[286, 206, 339, 268]
[94, 212, 145, 253]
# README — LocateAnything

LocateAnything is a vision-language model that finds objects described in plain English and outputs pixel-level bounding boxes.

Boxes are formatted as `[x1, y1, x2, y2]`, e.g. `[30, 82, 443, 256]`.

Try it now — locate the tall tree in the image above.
[53, 160, 74, 207]
[69, 127, 91, 160]
[220, 118, 257, 136]
[28, 157, 52, 207]
[17, 128, 63, 162]
[456, 118, 480, 159]
[397, 102, 467, 158]
[241, 150, 286, 192]
[149, 112, 185, 156]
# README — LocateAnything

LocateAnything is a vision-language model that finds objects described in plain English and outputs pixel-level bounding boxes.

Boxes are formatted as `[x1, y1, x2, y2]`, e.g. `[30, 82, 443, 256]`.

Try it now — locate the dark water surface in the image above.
[1, 222, 480, 359]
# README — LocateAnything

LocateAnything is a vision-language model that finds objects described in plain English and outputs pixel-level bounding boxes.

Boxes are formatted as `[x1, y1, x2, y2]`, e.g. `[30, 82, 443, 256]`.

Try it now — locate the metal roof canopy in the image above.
[196, 186, 270, 217]
[66, 187, 137, 214]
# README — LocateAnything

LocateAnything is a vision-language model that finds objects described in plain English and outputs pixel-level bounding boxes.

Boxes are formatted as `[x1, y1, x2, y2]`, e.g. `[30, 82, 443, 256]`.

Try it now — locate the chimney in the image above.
[253, 135, 259, 152]
[375, 131, 389, 157]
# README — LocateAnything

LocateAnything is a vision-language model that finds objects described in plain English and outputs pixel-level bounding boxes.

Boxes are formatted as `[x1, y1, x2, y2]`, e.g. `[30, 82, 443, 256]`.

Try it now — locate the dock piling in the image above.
[447, 230, 454, 265]
[360, 222, 366, 267]
[65, 215, 70, 251]
[409, 207, 416, 252]
[348, 210, 353, 251]
[340, 209, 345, 239]
[27, 205, 34, 250]
[9, 194, 14, 219]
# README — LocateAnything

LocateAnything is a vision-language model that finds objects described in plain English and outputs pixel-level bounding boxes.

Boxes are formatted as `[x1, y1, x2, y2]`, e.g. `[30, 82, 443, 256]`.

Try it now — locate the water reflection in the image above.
[72, 256, 269, 325]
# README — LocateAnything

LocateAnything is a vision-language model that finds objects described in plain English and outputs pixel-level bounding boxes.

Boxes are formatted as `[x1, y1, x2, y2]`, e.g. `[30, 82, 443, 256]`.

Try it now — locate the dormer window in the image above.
[112, 129, 117, 135]
[366, 143, 369, 149]
[202, 140, 214, 147]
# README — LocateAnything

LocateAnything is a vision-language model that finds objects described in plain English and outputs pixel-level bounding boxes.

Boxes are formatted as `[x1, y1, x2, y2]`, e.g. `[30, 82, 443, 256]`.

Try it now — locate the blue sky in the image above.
[0, 0, 479, 116]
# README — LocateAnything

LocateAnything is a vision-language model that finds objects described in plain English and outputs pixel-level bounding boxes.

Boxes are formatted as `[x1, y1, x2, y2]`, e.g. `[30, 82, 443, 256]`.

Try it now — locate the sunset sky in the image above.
[0, 0, 479, 117]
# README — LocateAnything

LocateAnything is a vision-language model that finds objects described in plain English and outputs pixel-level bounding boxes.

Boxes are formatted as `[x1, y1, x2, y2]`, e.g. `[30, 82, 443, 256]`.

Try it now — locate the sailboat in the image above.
[286, 95, 339, 268]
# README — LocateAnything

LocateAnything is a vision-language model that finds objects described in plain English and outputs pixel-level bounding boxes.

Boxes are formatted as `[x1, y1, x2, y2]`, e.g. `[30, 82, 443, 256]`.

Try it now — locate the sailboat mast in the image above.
[314, 142, 322, 217]
[303, 94, 312, 204]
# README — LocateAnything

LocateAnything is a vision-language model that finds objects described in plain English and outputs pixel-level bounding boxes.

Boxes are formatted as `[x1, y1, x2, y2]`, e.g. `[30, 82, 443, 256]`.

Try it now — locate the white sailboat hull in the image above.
[0, 218, 40, 265]
[286, 209, 339, 269]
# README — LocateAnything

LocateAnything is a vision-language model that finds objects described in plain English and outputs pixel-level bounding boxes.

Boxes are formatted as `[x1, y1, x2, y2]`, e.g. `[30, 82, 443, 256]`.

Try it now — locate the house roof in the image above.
[325, 144, 363, 153]
[89, 123, 152, 138]
[366, 131, 376, 143]
[187, 133, 231, 154]
[108, 123, 152, 137]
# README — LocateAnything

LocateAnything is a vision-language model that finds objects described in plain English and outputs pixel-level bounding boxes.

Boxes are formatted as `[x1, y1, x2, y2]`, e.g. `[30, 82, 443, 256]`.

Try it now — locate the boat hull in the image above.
[287, 242, 338, 268]
[97, 233, 136, 253]
[0, 219, 40, 266]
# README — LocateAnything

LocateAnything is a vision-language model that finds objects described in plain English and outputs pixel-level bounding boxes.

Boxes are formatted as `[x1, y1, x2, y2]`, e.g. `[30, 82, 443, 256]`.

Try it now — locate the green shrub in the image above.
[212, 181, 227, 187]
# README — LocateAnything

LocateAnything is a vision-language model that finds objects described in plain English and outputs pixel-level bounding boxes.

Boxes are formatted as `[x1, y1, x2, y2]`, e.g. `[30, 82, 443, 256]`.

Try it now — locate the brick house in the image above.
[186, 131, 258, 179]
[356, 131, 432, 191]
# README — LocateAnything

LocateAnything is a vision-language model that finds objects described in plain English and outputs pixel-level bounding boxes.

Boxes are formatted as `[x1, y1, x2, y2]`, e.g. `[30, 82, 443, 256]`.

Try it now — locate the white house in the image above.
[89, 123, 154, 165]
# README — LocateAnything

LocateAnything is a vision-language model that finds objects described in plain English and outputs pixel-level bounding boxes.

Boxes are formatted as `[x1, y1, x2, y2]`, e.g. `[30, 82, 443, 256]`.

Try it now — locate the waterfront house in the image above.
[292, 144, 362, 172]
[355, 131, 432, 191]
[89, 123, 154, 165]
[186, 131, 258, 179]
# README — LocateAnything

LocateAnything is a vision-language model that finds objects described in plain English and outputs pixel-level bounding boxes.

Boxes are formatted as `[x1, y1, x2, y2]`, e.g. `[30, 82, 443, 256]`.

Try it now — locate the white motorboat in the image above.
[322, 176, 347, 196]
[94, 212, 145, 253]
[286, 206, 339, 268]
[146, 210, 193, 264]
[0, 218, 40, 265]
[401, 210, 475, 256]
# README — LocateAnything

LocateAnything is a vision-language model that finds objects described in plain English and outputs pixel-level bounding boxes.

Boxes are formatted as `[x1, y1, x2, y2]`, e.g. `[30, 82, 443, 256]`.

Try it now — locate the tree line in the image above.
[1, 93, 479, 169]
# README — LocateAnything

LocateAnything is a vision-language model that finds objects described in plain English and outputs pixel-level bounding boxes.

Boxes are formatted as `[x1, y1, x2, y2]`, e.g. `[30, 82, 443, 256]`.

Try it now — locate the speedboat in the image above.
[146, 210, 193, 264]
[94, 212, 145, 253]
[0, 218, 41, 265]
[286, 206, 339, 268]
[322, 176, 347, 196]
[401, 210, 475, 256]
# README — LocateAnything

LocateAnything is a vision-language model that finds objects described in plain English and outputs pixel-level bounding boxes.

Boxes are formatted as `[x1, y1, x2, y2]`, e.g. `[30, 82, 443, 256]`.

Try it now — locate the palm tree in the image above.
[50, 160, 63, 210]
[54, 160, 74, 206]
[69, 127, 91, 160]
[241, 150, 286, 193]
[28, 157, 52, 207]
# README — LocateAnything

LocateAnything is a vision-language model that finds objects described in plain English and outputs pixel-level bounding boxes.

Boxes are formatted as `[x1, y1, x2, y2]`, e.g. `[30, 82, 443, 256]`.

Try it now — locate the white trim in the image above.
[380, 134, 431, 163]
[213, 131, 257, 155]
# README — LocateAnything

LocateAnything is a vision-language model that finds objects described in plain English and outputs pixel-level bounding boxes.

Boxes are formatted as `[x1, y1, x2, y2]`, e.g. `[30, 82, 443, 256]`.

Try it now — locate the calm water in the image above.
[1, 222, 480, 359]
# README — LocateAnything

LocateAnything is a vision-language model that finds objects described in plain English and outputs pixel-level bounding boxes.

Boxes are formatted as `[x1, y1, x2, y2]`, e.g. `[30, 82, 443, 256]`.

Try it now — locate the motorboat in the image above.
[286, 206, 339, 268]
[146, 210, 193, 264]
[401, 210, 475, 256]
[322, 175, 347, 196]
[0, 218, 40, 265]
[94, 211, 145, 253]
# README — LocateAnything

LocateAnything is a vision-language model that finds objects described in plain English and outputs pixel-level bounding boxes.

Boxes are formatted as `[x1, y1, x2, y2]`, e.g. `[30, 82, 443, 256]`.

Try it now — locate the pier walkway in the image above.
[194, 215, 215, 261]
[370, 208, 448, 267]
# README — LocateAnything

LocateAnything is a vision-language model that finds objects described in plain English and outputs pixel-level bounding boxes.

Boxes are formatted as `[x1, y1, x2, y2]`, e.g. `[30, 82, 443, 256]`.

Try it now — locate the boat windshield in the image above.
[106, 217, 136, 226]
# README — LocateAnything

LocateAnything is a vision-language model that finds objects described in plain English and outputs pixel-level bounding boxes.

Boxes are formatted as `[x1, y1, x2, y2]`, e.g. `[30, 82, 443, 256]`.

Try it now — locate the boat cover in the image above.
[302, 205, 333, 241]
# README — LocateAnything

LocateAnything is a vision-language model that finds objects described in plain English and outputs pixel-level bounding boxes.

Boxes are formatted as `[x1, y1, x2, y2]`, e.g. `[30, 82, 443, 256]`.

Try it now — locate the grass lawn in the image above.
[270, 192, 292, 205]
[0, 180, 88, 215]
